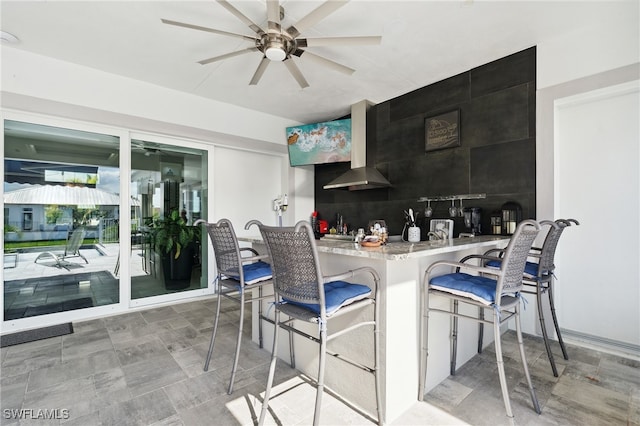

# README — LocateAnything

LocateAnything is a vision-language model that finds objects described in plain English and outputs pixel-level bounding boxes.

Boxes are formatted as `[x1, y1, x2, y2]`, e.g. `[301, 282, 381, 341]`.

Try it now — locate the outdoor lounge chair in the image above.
[34, 228, 88, 269]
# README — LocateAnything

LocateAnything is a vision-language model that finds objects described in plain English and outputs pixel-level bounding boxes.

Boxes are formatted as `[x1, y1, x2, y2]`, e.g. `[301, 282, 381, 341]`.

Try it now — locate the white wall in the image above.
[537, 1, 639, 91]
[533, 3, 639, 353]
[212, 145, 287, 230]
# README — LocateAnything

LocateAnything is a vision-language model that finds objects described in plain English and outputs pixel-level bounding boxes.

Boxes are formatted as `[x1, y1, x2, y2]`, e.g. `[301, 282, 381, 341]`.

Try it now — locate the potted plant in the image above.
[152, 209, 199, 290]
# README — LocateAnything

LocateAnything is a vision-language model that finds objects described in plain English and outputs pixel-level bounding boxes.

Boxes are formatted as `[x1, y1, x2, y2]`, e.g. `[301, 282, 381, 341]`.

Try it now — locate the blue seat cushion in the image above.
[430, 273, 497, 305]
[486, 259, 539, 277]
[283, 281, 372, 317]
[224, 261, 272, 285]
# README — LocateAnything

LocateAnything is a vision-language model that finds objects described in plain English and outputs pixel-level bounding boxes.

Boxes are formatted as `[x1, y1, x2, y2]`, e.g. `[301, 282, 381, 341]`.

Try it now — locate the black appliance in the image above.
[463, 207, 482, 235]
[501, 202, 522, 235]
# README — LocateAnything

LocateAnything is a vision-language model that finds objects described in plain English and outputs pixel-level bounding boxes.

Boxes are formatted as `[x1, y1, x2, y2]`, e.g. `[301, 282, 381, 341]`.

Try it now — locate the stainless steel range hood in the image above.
[323, 100, 391, 191]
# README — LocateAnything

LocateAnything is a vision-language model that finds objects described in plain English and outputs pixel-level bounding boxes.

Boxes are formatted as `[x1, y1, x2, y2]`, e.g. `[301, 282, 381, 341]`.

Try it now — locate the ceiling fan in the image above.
[131, 141, 162, 157]
[161, 0, 381, 88]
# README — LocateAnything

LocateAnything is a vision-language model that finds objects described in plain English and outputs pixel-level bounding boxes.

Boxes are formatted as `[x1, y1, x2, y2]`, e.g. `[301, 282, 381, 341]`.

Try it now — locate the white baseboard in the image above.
[560, 328, 640, 361]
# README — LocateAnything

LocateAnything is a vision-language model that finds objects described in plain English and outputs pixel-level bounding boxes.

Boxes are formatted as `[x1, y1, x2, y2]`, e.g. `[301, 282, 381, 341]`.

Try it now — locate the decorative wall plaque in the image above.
[425, 109, 460, 152]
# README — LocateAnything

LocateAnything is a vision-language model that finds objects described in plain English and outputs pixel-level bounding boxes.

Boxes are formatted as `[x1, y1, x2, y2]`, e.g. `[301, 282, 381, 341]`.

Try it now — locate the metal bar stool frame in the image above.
[195, 218, 289, 395]
[252, 220, 383, 426]
[419, 219, 542, 423]
[479, 218, 579, 377]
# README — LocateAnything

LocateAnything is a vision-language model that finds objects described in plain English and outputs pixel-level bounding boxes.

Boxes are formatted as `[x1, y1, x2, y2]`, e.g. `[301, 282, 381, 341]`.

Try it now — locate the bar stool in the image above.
[195, 218, 279, 395]
[251, 220, 383, 426]
[482, 218, 580, 377]
[419, 219, 542, 423]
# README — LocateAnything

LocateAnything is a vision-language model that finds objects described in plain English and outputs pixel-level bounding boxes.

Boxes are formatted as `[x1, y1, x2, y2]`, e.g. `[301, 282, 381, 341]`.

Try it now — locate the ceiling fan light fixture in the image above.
[264, 41, 287, 61]
[265, 45, 286, 61]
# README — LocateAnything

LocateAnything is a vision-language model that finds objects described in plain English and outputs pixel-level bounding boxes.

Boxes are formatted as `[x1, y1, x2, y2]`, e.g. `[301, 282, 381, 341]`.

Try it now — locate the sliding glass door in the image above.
[3, 120, 120, 320]
[130, 139, 208, 300]
[2, 116, 219, 328]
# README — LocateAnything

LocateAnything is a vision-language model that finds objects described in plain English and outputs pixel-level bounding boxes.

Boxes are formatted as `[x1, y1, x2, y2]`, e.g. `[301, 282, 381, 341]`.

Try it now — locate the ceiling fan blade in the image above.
[249, 57, 270, 85]
[199, 47, 259, 65]
[266, 0, 281, 31]
[161, 19, 256, 42]
[296, 50, 355, 75]
[283, 58, 310, 89]
[301, 36, 382, 47]
[286, 0, 349, 38]
[216, 0, 265, 36]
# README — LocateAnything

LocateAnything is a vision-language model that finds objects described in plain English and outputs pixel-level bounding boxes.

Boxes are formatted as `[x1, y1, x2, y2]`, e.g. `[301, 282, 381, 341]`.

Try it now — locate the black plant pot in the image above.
[161, 243, 195, 290]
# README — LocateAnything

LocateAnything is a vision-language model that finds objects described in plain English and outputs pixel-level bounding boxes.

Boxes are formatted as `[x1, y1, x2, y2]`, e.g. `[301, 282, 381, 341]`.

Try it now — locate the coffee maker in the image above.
[463, 207, 482, 235]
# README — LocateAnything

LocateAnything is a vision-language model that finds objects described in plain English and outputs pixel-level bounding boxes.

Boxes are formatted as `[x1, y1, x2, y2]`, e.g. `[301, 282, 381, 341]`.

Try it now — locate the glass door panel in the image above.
[3, 120, 120, 320]
[130, 139, 207, 299]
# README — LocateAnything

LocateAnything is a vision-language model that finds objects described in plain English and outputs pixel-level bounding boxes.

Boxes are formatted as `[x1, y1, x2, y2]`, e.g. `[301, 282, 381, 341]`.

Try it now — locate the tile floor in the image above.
[1, 297, 638, 425]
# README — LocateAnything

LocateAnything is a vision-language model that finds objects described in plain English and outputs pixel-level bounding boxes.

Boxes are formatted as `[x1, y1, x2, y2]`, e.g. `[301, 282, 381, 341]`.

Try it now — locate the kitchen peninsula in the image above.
[241, 233, 509, 423]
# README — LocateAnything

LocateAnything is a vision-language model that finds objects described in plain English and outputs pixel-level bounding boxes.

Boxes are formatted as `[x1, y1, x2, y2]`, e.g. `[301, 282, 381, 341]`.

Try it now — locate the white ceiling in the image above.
[0, 1, 631, 124]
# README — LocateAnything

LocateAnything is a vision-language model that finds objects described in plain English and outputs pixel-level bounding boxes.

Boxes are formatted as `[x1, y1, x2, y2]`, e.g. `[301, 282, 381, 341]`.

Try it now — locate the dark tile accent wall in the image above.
[314, 47, 536, 238]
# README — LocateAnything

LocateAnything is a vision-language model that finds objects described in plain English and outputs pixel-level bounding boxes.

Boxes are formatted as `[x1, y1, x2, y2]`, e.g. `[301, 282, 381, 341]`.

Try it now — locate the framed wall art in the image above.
[286, 118, 351, 166]
[425, 109, 460, 152]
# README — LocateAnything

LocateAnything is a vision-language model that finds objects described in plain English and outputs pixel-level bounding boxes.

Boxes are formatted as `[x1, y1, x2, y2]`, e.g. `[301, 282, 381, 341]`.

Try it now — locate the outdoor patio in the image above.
[3, 243, 203, 320]
[3, 243, 121, 281]
[3, 243, 119, 319]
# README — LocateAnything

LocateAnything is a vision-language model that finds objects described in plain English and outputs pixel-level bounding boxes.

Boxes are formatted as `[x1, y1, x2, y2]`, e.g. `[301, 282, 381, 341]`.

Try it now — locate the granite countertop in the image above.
[239, 235, 509, 261]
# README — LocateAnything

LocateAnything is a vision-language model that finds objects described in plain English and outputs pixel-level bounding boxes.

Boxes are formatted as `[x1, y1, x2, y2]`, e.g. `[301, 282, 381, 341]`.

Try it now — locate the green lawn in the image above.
[4, 238, 102, 251]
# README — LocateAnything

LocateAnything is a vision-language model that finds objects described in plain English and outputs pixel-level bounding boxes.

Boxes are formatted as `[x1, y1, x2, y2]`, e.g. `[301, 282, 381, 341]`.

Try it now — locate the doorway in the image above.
[129, 139, 208, 299]
[554, 80, 639, 349]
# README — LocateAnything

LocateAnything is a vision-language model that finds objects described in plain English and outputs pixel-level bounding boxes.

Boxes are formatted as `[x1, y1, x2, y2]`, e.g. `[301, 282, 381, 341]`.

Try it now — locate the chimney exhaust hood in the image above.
[323, 100, 391, 191]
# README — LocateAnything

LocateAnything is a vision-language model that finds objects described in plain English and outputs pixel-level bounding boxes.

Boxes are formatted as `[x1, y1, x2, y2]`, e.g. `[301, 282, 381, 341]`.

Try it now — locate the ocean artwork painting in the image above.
[286, 119, 351, 166]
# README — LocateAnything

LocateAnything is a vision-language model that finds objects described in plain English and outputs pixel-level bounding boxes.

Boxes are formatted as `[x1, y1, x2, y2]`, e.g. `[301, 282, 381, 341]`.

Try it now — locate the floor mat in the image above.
[1, 323, 74, 347]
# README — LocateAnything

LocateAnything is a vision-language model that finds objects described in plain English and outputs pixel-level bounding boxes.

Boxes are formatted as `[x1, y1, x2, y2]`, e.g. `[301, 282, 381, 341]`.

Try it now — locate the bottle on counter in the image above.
[311, 211, 320, 239]
[380, 226, 388, 244]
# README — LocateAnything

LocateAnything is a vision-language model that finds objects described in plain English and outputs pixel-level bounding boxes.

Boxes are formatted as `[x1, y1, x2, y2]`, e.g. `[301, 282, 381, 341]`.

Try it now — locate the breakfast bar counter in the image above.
[312, 234, 507, 260]
[241, 234, 509, 423]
